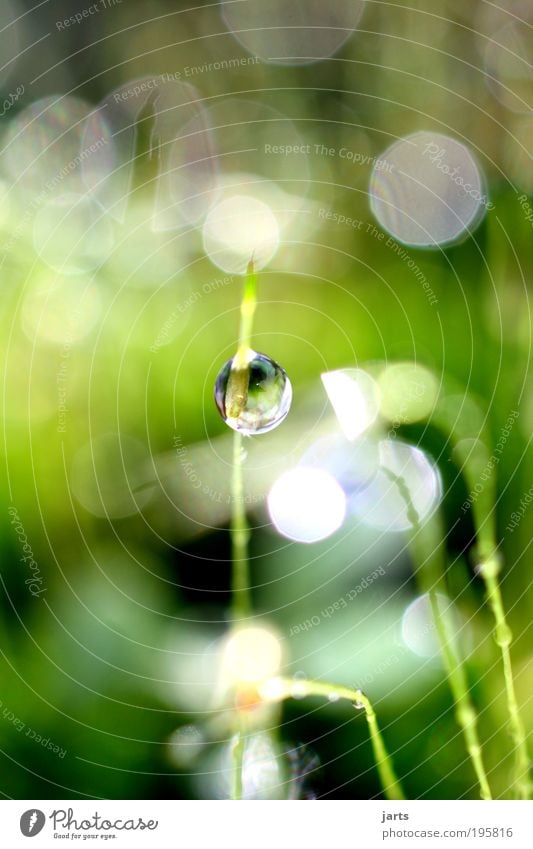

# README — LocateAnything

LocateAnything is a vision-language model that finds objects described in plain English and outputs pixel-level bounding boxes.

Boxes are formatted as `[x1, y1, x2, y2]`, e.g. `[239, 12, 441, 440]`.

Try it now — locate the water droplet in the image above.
[475, 555, 502, 580]
[290, 670, 307, 700]
[328, 692, 340, 703]
[214, 349, 292, 435]
[352, 690, 365, 710]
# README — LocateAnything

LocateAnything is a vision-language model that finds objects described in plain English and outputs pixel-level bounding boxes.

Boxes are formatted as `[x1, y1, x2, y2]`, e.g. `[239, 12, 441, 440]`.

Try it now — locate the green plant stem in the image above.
[236, 259, 257, 364]
[453, 437, 530, 799]
[409, 511, 493, 800]
[478, 552, 531, 800]
[273, 677, 404, 800]
[231, 726, 246, 801]
[430, 402, 530, 797]
[231, 429, 251, 620]
[230, 261, 259, 796]
[229, 261, 257, 622]
[480, 223, 530, 799]
[429, 589, 492, 800]
[386, 461, 492, 800]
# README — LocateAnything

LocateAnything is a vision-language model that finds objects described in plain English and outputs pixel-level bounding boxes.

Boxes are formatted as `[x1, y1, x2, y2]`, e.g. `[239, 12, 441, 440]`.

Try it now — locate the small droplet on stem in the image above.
[352, 689, 366, 710]
[290, 671, 307, 700]
[215, 350, 292, 435]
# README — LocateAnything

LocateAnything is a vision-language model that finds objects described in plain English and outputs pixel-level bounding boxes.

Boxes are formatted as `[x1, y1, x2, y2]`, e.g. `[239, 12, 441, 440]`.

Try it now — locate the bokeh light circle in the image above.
[377, 362, 439, 424]
[321, 368, 381, 440]
[484, 21, 533, 114]
[369, 132, 488, 247]
[222, 626, 283, 684]
[221, 0, 366, 65]
[268, 467, 346, 543]
[21, 271, 102, 347]
[402, 593, 464, 659]
[203, 194, 280, 274]
[2, 96, 94, 199]
[167, 725, 205, 767]
[81, 77, 211, 229]
[70, 434, 156, 519]
[350, 440, 441, 532]
[32, 193, 114, 275]
[503, 114, 533, 195]
[300, 433, 380, 510]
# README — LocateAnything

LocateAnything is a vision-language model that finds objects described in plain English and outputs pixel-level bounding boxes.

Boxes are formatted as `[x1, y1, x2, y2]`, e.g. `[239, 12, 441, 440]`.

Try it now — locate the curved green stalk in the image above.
[409, 511, 492, 800]
[383, 463, 492, 798]
[269, 677, 404, 800]
[482, 567, 530, 800]
[452, 438, 530, 800]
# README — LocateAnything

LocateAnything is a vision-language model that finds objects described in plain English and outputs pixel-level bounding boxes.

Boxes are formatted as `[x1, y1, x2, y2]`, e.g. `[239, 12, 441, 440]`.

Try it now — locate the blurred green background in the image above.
[0, 0, 531, 799]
